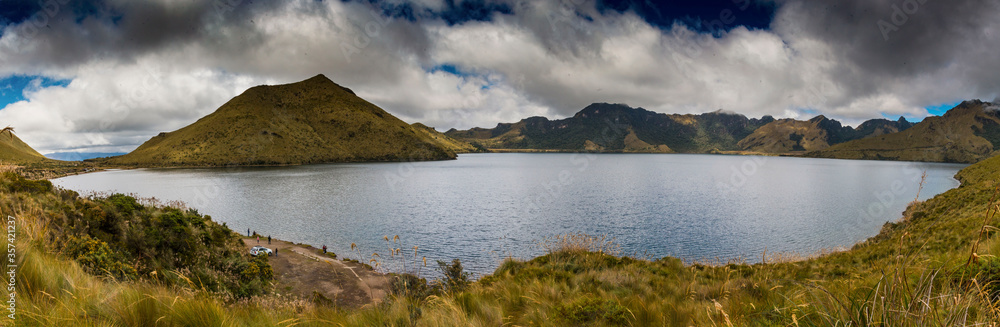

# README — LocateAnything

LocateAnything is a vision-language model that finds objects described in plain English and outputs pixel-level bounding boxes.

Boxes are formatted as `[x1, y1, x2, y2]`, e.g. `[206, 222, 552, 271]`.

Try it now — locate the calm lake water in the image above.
[53, 154, 965, 275]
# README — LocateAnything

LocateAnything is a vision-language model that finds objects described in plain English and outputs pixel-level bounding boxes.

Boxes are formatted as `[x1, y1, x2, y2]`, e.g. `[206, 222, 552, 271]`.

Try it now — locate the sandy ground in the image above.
[242, 237, 388, 308]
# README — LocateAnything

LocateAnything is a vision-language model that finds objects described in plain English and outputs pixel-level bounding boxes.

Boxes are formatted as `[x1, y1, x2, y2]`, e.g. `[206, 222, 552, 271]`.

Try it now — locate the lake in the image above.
[52, 153, 965, 275]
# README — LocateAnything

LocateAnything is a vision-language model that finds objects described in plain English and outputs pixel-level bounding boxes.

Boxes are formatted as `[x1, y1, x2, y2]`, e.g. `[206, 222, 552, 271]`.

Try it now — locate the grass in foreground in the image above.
[9, 155, 1000, 325]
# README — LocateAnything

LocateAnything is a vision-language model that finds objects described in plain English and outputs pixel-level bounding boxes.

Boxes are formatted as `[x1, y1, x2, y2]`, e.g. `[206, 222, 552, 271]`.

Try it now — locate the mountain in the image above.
[445, 102, 920, 154]
[410, 123, 488, 153]
[101, 75, 456, 167]
[806, 100, 1000, 163]
[855, 116, 915, 137]
[0, 132, 50, 164]
[445, 103, 773, 153]
[737, 115, 914, 153]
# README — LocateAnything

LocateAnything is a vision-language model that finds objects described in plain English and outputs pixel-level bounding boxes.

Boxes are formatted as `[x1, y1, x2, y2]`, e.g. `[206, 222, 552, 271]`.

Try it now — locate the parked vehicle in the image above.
[250, 246, 273, 256]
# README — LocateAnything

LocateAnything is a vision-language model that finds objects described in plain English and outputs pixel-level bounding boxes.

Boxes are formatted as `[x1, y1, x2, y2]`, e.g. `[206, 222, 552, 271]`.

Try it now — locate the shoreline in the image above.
[238, 234, 389, 306]
[46, 154, 968, 270]
[42, 150, 970, 175]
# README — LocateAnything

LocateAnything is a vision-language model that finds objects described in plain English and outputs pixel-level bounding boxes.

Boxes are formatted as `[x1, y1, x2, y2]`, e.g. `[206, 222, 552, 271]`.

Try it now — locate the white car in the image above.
[250, 246, 273, 256]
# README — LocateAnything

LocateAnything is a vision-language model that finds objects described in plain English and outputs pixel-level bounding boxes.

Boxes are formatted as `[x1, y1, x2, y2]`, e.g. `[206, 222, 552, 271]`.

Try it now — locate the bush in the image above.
[241, 254, 273, 282]
[63, 234, 137, 280]
[4, 172, 52, 193]
[107, 193, 142, 215]
[389, 273, 437, 300]
[437, 259, 470, 293]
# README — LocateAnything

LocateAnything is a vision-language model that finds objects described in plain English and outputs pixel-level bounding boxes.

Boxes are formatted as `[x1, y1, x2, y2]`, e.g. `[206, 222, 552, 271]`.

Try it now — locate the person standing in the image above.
[268, 235, 271, 244]
[257, 235, 260, 244]
[247, 228, 250, 237]
[322, 245, 327, 254]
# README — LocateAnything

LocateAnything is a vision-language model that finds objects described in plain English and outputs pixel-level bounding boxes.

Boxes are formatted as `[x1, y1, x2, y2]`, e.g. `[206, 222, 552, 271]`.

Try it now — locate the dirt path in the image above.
[242, 237, 388, 308]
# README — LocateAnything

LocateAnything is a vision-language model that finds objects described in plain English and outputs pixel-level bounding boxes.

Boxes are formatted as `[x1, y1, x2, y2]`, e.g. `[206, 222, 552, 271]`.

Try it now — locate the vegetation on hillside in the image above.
[0, 128, 100, 179]
[738, 115, 913, 153]
[446, 104, 773, 153]
[808, 100, 1000, 163]
[4, 172, 272, 304]
[0, 128, 51, 164]
[95, 75, 456, 167]
[410, 123, 489, 154]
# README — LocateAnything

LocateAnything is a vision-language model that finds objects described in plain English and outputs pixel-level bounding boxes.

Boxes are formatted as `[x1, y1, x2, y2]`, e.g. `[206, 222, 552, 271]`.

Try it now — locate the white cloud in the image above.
[1, 0, 999, 153]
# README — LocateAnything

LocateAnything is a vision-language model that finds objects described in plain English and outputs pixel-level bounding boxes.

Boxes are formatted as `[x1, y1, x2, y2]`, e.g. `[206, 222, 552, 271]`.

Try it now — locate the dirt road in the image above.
[242, 237, 388, 308]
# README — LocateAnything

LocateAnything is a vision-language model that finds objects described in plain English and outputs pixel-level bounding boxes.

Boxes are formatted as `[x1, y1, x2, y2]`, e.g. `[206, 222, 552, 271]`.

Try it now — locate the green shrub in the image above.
[389, 273, 437, 300]
[241, 254, 273, 282]
[4, 172, 52, 193]
[63, 234, 137, 280]
[437, 259, 470, 293]
[107, 193, 142, 215]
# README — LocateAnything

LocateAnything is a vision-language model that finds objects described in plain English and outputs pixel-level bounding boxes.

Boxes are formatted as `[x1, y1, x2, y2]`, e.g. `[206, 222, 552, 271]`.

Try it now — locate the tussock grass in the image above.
[539, 233, 621, 256]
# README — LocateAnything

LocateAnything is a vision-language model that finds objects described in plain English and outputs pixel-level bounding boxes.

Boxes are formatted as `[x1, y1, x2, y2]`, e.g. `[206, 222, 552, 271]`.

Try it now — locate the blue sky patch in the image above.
[0, 75, 71, 109]
[596, 0, 776, 35]
[429, 64, 466, 76]
[345, 0, 774, 32]
[924, 101, 961, 116]
[347, 0, 513, 25]
[428, 64, 498, 90]
[880, 112, 920, 123]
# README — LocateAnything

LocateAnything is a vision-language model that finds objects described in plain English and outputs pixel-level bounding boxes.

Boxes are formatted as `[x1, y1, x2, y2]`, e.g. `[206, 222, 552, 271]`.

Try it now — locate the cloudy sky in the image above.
[0, 0, 998, 155]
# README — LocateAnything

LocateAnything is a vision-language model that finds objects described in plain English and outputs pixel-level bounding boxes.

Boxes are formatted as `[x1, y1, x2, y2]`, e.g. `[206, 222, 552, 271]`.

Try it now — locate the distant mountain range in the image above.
[445, 103, 921, 155]
[95, 75, 464, 167]
[446, 103, 773, 153]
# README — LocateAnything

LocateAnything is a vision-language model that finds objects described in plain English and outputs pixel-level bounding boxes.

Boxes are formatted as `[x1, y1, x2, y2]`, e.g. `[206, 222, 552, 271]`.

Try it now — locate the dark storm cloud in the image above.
[786, 0, 993, 75]
[0, 0, 286, 70]
[778, 0, 1000, 102]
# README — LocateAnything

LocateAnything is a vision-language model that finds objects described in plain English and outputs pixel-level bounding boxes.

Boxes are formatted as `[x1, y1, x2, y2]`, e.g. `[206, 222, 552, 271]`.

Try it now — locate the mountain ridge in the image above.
[806, 100, 1000, 163]
[445, 102, 916, 155]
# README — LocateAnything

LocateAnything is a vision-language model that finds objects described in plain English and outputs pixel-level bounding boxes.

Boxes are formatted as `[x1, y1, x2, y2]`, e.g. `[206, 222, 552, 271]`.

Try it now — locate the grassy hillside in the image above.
[808, 100, 1000, 163]
[734, 115, 910, 153]
[13, 151, 1000, 325]
[0, 132, 101, 179]
[410, 123, 488, 154]
[100, 75, 456, 167]
[0, 132, 49, 163]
